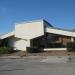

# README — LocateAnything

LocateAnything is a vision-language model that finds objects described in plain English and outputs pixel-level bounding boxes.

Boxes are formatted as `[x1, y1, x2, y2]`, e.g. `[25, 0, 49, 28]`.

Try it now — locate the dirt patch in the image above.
[25, 51, 75, 56]
[1, 51, 75, 57]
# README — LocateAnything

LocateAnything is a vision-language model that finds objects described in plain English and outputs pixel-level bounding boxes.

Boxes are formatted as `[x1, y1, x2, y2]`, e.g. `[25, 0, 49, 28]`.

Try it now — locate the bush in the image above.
[67, 42, 75, 52]
[0, 47, 13, 54]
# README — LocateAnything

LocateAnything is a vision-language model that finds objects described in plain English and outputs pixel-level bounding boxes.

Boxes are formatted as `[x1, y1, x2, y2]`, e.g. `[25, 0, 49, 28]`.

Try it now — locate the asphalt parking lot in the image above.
[0, 56, 75, 75]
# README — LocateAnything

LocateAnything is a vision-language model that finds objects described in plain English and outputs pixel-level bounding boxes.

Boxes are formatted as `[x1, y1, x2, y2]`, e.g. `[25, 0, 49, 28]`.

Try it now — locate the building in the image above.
[0, 19, 75, 51]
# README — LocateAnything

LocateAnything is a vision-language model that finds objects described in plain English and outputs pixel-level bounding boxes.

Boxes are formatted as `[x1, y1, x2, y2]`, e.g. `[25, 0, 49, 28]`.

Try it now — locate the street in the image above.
[0, 56, 75, 75]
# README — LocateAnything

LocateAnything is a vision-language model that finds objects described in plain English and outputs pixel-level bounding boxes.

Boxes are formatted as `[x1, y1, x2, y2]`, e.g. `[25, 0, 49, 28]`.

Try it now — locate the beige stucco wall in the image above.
[8, 37, 30, 51]
[7, 20, 47, 51]
[46, 27, 75, 37]
[14, 39, 30, 51]
[15, 20, 44, 39]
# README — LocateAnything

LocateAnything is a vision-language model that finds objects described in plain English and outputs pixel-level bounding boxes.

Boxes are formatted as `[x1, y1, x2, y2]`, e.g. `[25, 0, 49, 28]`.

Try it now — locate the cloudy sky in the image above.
[0, 0, 75, 35]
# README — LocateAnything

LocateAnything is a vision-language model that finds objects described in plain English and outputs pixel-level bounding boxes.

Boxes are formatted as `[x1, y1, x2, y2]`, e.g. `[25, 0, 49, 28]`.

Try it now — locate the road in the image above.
[0, 56, 75, 75]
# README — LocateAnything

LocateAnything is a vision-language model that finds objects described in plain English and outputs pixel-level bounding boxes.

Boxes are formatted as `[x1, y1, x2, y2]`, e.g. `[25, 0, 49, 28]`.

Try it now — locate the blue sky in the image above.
[0, 0, 75, 35]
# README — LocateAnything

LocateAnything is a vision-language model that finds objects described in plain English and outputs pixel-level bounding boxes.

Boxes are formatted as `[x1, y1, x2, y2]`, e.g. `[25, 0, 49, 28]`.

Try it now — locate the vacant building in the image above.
[0, 19, 75, 51]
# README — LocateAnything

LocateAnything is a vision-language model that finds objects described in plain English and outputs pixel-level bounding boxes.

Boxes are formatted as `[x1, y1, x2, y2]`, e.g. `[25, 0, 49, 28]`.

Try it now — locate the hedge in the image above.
[67, 42, 75, 52]
[0, 47, 13, 54]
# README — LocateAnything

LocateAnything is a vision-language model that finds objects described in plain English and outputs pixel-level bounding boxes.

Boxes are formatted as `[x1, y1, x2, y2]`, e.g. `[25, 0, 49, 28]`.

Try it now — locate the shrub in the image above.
[0, 47, 13, 54]
[67, 42, 75, 52]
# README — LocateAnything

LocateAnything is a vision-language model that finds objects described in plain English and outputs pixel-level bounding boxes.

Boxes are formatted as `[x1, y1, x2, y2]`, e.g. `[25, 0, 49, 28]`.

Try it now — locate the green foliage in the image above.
[0, 47, 13, 54]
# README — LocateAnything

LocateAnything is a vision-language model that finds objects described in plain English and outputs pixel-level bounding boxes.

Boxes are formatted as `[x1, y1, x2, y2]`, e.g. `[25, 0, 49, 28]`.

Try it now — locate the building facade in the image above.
[0, 19, 75, 51]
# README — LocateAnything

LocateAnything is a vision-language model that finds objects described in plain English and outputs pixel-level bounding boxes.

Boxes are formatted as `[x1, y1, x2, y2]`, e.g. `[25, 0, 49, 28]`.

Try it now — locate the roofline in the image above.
[48, 26, 75, 33]
[15, 19, 45, 25]
[0, 19, 75, 39]
[0, 31, 14, 39]
[46, 27, 75, 37]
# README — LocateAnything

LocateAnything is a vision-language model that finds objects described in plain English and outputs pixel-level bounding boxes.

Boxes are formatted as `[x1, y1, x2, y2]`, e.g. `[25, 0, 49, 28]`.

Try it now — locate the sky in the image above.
[0, 0, 75, 35]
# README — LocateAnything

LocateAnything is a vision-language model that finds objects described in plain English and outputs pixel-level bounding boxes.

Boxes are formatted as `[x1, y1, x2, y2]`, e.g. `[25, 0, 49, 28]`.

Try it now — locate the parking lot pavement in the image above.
[0, 56, 75, 75]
